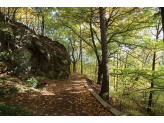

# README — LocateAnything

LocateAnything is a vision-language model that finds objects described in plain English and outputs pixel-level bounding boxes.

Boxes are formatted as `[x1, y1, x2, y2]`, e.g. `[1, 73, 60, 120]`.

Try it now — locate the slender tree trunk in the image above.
[113, 54, 116, 91]
[42, 15, 44, 37]
[80, 24, 83, 74]
[95, 59, 97, 80]
[4, 7, 6, 25]
[89, 15, 102, 85]
[124, 51, 129, 89]
[7, 7, 10, 19]
[99, 7, 109, 101]
[37, 15, 39, 34]
[26, 8, 28, 25]
[147, 23, 161, 114]
[161, 7, 164, 42]
[97, 62, 103, 85]
[12, 8, 18, 41]
[73, 62, 76, 73]
[84, 61, 86, 73]
[147, 51, 156, 114]
[116, 53, 118, 91]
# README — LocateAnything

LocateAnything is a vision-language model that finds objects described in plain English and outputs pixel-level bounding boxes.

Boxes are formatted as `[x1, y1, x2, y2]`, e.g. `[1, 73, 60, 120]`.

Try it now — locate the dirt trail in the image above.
[1, 73, 112, 116]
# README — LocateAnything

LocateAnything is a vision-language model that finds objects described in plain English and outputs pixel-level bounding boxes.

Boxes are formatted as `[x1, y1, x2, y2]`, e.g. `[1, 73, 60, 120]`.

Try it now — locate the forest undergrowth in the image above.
[84, 74, 164, 116]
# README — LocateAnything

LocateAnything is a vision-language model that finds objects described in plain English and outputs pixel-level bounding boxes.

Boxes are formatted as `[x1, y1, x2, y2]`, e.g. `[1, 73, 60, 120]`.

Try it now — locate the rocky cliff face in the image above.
[0, 12, 71, 79]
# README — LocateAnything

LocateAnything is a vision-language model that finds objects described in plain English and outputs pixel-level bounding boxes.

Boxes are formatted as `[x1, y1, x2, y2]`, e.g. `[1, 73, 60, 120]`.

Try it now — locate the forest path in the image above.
[2, 73, 112, 116]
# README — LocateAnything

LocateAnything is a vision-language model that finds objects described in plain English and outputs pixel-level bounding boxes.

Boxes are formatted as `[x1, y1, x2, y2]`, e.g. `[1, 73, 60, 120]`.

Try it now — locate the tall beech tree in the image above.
[99, 7, 109, 99]
[56, 7, 154, 86]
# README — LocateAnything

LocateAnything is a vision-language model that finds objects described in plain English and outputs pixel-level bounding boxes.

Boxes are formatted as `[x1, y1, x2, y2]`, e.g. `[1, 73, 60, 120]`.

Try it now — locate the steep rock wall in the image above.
[0, 12, 71, 79]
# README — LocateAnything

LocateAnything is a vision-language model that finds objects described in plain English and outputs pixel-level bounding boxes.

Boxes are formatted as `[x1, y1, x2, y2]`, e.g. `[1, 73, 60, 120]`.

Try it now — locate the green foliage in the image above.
[23, 77, 39, 87]
[0, 86, 19, 96]
[0, 77, 7, 80]
[0, 52, 12, 61]
[0, 62, 4, 65]
[4, 55, 11, 60]
[0, 86, 7, 96]
[102, 92, 109, 102]
[14, 48, 32, 74]
[125, 109, 145, 116]
[0, 102, 33, 116]
[9, 86, 19, 94]
[9, 78, 18, 83]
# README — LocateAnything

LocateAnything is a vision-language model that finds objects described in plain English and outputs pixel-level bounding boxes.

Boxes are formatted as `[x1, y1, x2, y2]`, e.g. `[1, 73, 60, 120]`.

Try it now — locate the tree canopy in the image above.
[0, 7, 164, 116]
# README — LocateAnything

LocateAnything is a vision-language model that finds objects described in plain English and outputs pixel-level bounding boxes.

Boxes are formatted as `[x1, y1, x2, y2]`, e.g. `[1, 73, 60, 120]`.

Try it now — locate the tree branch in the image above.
[62, 23, 94, 49]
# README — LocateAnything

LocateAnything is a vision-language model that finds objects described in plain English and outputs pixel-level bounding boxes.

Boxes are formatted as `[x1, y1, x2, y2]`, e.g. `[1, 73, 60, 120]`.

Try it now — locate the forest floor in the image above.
[0, 73, 114, 116]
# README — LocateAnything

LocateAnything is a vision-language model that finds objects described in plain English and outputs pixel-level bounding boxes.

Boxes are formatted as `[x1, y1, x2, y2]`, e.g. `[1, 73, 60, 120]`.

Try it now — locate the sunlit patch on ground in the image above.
[0, 73, 112, 116]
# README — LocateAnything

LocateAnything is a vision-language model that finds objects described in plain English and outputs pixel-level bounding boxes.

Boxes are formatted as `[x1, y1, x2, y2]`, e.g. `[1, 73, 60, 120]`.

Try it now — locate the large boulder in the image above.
[0, 12, 71, 79]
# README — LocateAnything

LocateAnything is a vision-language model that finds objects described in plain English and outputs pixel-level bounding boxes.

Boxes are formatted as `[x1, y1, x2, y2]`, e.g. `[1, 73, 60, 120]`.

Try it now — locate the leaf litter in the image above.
[0, 73, 112, 116]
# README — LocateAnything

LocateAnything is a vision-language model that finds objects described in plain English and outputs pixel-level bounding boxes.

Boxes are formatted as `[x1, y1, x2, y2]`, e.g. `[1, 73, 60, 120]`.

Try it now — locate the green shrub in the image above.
[23, 77, 38, 87]
[102, 92, 109, 102]
[0, 86, 7, 96]
[0, 61, 3, 64]
[0, 102, 33, 116]
[9, 78, 18, 83]
[1, 77, 7, 80]
[9, 86, 19, 94]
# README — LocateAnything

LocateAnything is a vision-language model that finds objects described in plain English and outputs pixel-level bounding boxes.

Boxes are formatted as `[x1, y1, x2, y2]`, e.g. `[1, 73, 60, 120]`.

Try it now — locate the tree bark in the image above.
[26, 8, 28, 25]
[7, 7, 10, 19]
[73, 62, 76, 73]
[80, 24, 83, 74]
[147, 22, 162, 113]
[116, 53, 118, 91]
[113, 54, 116, 91]
[97, 62, 103, 85]
[95, 59, 97, 79]
[147, 51, 156, 114]
[89, 17, 102, 85]
[161, 7, 164, 42]
[37, 15, 39, 34]
[99, 7, 109, 101]
[42, 15, 44, 37]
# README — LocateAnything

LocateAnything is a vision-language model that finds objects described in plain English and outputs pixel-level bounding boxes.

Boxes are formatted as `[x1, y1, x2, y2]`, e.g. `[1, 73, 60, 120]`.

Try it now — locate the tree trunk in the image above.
[12, 8, 18, 41]
[113, 54, 116, 91]
[37, 15, 39, 34]
[147, 51, 156, 114]
[42, 15, 44, 37]
[26, 8, 28, 25]
[147, 23, 161, 114]
[161, 7, 164, 42]
[97, 62, 103, 85]
[89, 14, 102, 84]
[99, 7, 109, 101]
[73, 62, 76, 73]
[80, 24, 83, 74]
[95, 59, 97, 79]
[4, 7, 6, 25]
[116, 53, 119, 91]
[7, 7, 10, 19]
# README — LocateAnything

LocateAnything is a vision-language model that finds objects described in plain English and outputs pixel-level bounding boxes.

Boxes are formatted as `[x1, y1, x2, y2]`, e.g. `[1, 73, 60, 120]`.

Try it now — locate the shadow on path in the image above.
[1, 73, 112, 116]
